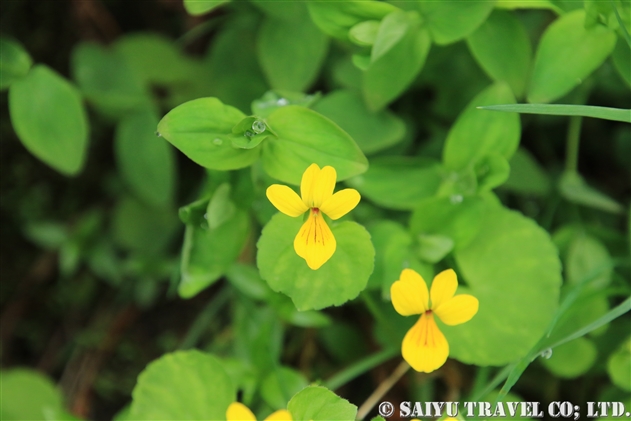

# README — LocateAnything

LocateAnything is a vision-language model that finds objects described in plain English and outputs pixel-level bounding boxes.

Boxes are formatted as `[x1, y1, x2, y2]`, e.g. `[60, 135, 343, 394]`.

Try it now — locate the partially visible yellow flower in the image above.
[226, 402, 292, 421]
[266, 163, 361, 270]
[390, 268, 479, 373]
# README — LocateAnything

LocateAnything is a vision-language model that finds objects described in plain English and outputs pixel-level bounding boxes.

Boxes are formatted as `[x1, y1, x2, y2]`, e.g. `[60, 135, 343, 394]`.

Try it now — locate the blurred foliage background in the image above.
[1, 0, 630, 420]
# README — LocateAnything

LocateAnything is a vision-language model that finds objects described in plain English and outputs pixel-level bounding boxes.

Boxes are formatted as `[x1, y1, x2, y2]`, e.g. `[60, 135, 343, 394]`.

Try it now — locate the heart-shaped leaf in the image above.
[257, 213, 374, 310]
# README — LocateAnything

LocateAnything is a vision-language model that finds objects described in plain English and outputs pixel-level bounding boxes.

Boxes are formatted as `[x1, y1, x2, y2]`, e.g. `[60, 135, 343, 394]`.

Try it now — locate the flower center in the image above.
[311, 207, 320, 214]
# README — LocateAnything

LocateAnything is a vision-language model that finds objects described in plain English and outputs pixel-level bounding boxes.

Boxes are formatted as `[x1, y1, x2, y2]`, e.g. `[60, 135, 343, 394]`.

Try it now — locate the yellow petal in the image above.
[320, 189, 361, 220]
[226, 402, 256, 421]
[267, 185, 308, 217]
[300, 163, 337, 208]
[402, 313, 449, 373]
[390, 269, 429, 316]
[293, 211, 336, 270]
[312, 165, 336, 208]
[264, 409, 293, 421]
[434, 294, 479, 326]
[300, 163, 320, 207]
[429, 269, 458, 310]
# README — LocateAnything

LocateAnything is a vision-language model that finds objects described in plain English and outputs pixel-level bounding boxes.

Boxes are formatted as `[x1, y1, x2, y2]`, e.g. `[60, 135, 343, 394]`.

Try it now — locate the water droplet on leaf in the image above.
[244, 130, 254, 138]
[276, 98, 289, 106]
[540, 348, 553, 359]
[251, 120, 266, 134]
[213, 138, 223, 145]
[155, 131, 161, 137]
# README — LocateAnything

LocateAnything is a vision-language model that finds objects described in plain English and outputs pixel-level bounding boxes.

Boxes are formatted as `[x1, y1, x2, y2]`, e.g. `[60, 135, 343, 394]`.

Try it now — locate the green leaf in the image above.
[312, 90, 405, 154]
[495, 0, 562, 13]
[352, 54, 371, 71]
[129, 350, 235, 420]
[528, 10, 617, 103]
[261, 367, 309, 410]
[449, 207, 562, 365]
[183, 0, 229, 15]
[251, 90, 321, 119]
[559, 171, 624, 213]
[349, 20, 380, 46]
[474, 152, 511, 192]
[71, 42, 151, 118]
[262, 106, 368, 185]
[250, 0, 304, 21]
[114, 33, 194, 85]
[287, 385, 357, 421]
[257, 7, 329, 92]
[158, 97, 261, 170]
[467, 10, 532, 97]
[115, 109, 176, 208]
[363, 11, 431, 110]
[226, 263, 271, 301]
[0, 369, 71, 420]
[113, 196, 178, 256]
[257, 213, 374, 311]
[307, 1, 398, 40]
[409, 196, 487, 250]
[206, 183, 236, 229]
[345, 157, 442, 210]
[546, 297, 630, 351]
[23, 221, 68, 250]
[274, 301, 332, 328]
[365, 220, 433, 298]
[443, 82, 520, 170]
[541, 336, 598, 378]
[366, 220, 410, 290]
[608, 337, 631, 391]
[566, 234, 613, 290]
[179, 209, 250, 298]
[612, 39, 631, 87]
[502, 148, 551, 196]
[413, 0, 494, 45]
[549, 291, 610, 343]
[203, 14, 268, 113]
[415, 234, 454, 264]
[0, 37, 32, 89]
[478, 103, 631, 123]
[9, 65, 89, 175]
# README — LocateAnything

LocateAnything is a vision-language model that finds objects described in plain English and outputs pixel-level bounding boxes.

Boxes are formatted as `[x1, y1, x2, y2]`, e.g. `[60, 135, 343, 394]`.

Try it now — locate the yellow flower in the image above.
[390, 268, 479, 373]
[226, 402, 292, 421]
[266, 163, 361, 270]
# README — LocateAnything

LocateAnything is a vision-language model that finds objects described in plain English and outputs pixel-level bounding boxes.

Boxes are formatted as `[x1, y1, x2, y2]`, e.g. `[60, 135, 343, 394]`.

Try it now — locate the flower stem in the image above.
[565, 115, 583, 173]
[178, 286, 231, 350]
[356, 360, 410, 420]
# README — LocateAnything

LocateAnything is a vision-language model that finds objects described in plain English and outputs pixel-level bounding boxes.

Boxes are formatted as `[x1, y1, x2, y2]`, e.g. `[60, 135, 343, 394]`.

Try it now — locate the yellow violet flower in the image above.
[391, 268, 479, 373]
[226, 402, 292, 421]
[266, 163, 361, 270]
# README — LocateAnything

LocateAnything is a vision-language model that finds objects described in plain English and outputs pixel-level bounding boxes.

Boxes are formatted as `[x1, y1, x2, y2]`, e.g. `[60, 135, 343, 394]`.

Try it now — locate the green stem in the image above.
[361, 292, 401, 345]
[176, 17, 225, 47]
[610, 0, 631, 49]
[469, 364, 515, 402]
[179, 286, 231, 349]
[469, 366, 491, 400]
[324, 348, 398, 391]
[361, 292, 388, 326]
[565, 115, 583, 173]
